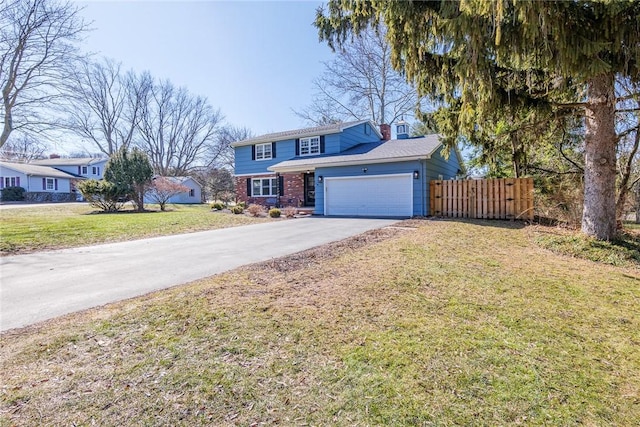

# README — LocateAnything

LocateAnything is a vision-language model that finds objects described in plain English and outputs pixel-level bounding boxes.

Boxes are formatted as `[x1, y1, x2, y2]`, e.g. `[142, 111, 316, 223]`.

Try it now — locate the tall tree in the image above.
[104, 147, 153, 212]
[136, 79, 224, 175]
[0, 0, 87, 147]
[316, 0, 640, 240]
[63, 58, 152, 156]
[295, 24, 421, 126]
[0, 133, 47, 161]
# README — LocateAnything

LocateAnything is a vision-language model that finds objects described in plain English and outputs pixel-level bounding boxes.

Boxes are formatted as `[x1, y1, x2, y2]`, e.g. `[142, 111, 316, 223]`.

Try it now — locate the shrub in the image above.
[269, 208, 281, 218]
[231, 205, 244, 214]
[211, 202, 225, 210]
[283, 206, 297, 218]
[77, 179, 126, 212]
[1, 186, 25, 201]
[236, 201, 246, 208]
[247, 204, 265, 217]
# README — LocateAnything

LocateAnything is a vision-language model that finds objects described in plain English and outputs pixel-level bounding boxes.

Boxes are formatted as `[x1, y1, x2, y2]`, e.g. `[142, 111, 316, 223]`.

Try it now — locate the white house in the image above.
[0, 161, 79, 200]
[32, 157, 108, 180]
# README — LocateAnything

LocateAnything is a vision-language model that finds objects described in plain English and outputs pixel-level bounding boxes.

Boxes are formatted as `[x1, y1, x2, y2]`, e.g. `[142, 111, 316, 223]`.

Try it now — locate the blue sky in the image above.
[77, 0, 334, 138]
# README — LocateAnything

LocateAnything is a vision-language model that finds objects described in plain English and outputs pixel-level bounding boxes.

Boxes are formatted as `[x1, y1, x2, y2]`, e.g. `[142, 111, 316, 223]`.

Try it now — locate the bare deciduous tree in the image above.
[145, 176, 190, 211]
[0, 0, 87, 147]
[136, 79, 224, 175]
[295, 25, 421, 126]
[63, 58, 152, 156]
[0, 132, 47, 161]
[216, 125, 253, 169]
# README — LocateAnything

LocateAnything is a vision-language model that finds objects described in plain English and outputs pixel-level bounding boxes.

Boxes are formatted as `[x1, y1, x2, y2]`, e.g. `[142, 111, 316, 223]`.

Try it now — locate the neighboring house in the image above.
[231, 120, 464, 218]
[0, 161, 79, 201]
[144, 176, 203, 204]
[31, 157, 108, 180]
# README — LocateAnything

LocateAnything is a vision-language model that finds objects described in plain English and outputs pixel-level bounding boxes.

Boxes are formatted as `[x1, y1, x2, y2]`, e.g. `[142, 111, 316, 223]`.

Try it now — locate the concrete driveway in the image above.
[0, 217, 398, 332]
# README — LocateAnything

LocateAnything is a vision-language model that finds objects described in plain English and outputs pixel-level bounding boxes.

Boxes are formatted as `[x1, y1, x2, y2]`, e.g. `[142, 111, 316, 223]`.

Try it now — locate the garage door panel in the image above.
[325, 174, 412, 217]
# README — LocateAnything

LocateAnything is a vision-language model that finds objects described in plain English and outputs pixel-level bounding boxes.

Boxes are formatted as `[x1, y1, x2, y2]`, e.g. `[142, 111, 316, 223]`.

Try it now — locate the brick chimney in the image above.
[49, 153, 60, 159]
[380, 124, 391, 141]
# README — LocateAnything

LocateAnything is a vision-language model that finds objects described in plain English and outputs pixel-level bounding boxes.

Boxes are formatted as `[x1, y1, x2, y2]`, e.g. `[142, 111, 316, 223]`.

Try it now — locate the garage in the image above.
[324, 173, 413, 217]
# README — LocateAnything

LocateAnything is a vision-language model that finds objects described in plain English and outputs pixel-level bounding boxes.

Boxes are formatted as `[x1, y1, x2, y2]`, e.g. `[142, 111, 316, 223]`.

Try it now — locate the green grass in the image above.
[1, 220, 638, 426]
[0, 204, 269, 255]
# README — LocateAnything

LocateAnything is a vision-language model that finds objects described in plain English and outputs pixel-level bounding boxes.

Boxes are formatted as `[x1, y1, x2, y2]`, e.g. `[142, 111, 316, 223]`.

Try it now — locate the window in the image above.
[299, 136, 320, 156]
[189, 189, 195, 197]
[81, 166, 88, 174]
[3, 177, 18, 188]
[251, 177, 278, 196]
[255, 143, 272, 160]
[92, 166, 100, 175]
[364, 123, 371, 135]
[46, 178, 55, 190]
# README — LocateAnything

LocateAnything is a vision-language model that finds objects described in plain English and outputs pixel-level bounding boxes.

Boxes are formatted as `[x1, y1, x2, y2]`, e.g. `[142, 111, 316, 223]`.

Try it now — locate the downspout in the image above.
[422, 160, 427, 216]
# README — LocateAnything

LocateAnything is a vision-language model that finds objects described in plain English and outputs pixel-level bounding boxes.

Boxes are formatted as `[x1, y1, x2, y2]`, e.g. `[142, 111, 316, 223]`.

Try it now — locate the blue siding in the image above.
[234, 140, 297, 175]
[315, 160, 427, 216]
[424, 146, 463, 215]
[339, 123, 380, 151]
[234, 122, 381, 176]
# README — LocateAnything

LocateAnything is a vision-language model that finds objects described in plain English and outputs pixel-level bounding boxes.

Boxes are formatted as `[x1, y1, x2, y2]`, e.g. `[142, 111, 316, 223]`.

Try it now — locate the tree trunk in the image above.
[581, 74, 617, 240]
[636, 182, 640, 224]
[615, 123, 640, 226]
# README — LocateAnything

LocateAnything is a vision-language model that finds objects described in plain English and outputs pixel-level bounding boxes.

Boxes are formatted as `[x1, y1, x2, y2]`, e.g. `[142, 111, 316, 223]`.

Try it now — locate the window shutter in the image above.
[54, 179, 58, 190]
[42, 178, 46, 190]
[246, 178, 251, 196]
[77, 166, 81, 175]
[251, 145, 256, 160]
[320, 135, 325, 154]
[16, 177, 20, 187]
[278, 175, 284, 196]
[0, 178, 3, 189]
[295, 139, 300, 156]
[272, 142, 276, 158]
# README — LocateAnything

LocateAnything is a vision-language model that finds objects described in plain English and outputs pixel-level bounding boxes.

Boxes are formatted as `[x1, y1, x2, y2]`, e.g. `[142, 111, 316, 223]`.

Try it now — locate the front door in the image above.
[304, 173, 315, 206]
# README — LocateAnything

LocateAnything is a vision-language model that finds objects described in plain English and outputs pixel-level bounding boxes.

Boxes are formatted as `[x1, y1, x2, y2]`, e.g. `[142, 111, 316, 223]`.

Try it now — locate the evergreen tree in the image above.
[315, 0, 640, 240]
[104, 147, 154, 211]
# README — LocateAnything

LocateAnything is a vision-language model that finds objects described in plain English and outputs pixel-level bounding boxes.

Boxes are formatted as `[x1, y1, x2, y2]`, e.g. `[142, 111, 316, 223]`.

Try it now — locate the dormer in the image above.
[396, 120, 410, 139]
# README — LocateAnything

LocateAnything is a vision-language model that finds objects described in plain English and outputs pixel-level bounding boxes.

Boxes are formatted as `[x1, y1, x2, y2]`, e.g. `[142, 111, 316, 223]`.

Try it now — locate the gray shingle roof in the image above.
[0, 161, 80, 179]
[268, 134, 443, 172]
[230, 120, 379, 147]
[32, 157, 106, 166]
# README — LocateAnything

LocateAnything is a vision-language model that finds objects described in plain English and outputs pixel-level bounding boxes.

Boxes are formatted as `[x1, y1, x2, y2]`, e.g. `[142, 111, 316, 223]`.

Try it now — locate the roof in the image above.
[230, 120, 381, 147]
[154, 176, 202, 187]
[32, 157, 107, 166]
[0, 161, 80, 179]
[268, 134, 444, 173]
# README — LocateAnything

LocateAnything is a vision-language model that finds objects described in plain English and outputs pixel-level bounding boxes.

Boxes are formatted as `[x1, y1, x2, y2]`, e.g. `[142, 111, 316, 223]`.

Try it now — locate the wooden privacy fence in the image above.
[429, 178, 534, 220]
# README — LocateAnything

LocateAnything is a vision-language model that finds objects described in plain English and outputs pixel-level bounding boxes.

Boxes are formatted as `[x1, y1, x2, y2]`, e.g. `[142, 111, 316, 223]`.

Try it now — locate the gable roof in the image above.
[32, 157, 107, 167]
[230, 120, 381, 147]
[268, 134, 445, 173]
[154, 175, 202, 187]
[0, 161, 79, 179]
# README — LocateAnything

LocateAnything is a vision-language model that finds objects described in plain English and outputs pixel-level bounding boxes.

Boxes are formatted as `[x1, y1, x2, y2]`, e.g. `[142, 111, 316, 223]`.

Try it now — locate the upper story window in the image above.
[92, 166, 100, 175]
[255, 143, 272, 160]
[81, 166, 88, 174]
[299, 136, 320, 156]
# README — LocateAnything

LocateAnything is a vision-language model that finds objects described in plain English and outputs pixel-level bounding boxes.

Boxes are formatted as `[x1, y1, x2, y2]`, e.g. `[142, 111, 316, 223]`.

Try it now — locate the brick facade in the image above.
[236, 173, 306, 208]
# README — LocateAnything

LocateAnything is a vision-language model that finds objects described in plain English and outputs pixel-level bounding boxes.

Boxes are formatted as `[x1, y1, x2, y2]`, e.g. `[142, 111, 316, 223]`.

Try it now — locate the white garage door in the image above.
[324, 173, 413, 217]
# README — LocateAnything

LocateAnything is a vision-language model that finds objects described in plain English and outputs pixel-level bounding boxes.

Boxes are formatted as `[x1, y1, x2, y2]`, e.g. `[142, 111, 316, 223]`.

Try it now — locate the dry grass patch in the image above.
[1, 219, 639, 426]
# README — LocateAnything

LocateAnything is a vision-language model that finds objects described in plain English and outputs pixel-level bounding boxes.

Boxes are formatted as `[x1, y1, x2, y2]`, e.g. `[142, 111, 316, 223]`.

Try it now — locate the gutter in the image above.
[268, 154, 431, 173]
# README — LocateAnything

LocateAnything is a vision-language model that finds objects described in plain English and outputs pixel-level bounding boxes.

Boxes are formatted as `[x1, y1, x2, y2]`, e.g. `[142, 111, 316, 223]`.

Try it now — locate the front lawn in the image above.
[0, 203, 269, 255]
[1, 220, 638, 425]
